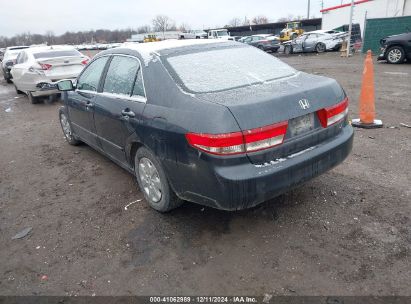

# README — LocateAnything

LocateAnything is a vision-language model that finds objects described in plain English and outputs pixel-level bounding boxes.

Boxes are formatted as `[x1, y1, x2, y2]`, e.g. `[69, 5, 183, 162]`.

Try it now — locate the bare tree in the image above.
[242, 16, 250, 26]
[228, 17, 242, 27]
[44, 30, 56, 45]
[152, 15, 175, 36]
[137, 25, 151, 34]
[251, 15, 269, 25]
[277, 17, 290, 22]
[179, 23, 191, 32]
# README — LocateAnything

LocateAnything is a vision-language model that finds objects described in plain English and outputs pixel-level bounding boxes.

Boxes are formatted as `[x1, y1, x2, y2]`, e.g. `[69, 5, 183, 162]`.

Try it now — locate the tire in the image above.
[315, 42, 326, 53]
[14, 85, 24, 94]
[135, 147, 182, 212]
[386, 46, 405, 64]
[284, 45, 293, 55]
[6, 77, 12, 84]
[59, 108, 81, 146]
[27, 91, 40, 104]
[180, 35, 184, 39]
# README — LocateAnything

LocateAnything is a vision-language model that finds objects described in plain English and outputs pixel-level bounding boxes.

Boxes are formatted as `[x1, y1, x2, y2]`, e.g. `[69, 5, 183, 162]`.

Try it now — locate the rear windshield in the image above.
[33, 50, 81, 59]
[165, 46, 296, 93]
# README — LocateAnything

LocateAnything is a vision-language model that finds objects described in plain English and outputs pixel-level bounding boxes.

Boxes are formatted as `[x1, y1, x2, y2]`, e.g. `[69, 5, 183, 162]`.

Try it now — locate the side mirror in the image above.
[56, 79, 75, 91]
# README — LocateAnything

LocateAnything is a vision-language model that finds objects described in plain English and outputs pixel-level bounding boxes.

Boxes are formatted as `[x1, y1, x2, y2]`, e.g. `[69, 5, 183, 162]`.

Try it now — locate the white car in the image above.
[1, 46, 30, 83]
[11, 46, 89, 103]
[180, 30, 207, 39]
[283, 30, 348, 54]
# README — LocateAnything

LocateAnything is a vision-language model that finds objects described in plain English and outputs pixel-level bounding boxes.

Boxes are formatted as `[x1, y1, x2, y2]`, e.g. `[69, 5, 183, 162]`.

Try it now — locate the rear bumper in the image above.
[174, 124, 354, 210]
[31, 77, 76, 96]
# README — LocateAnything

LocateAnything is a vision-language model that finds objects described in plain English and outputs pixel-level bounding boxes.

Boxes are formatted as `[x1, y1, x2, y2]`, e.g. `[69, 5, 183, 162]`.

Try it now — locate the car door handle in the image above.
[121, 109, 135, 118]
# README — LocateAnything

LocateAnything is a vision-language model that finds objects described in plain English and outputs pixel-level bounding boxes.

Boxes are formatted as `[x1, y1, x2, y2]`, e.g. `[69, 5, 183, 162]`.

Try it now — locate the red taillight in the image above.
[186, 121, 288, 155]
[81, 59, 89, 65]
[40, 63, 52, 70]
[317, 98, 349, 128]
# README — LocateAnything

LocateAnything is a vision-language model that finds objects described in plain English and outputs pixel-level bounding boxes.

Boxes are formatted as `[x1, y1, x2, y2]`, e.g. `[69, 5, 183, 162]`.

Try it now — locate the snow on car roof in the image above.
[120, 39, 228, 66]
[25, 45, 79, 54]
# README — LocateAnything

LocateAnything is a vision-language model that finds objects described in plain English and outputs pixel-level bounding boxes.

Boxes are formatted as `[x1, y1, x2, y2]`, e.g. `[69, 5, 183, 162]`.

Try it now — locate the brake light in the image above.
[81, 59, 89, 65]
[317, 98, 349, 128]
[40, 63, 52, 70]
[186, 121, 288, 155]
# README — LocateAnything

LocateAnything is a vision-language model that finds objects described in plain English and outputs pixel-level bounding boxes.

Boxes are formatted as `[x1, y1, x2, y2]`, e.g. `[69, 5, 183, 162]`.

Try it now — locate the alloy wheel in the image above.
[139, 157, 162, 203]
[388, 48, 402, 63]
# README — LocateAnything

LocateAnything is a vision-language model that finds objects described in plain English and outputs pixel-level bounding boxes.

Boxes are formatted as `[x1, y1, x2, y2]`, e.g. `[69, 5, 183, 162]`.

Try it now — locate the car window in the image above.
[77, 56, 109, 92]
[132, 68, 145, 98]
[103, 56, 139, 96]
[165, 45, 296, 93]
[16, 52, 24, 64]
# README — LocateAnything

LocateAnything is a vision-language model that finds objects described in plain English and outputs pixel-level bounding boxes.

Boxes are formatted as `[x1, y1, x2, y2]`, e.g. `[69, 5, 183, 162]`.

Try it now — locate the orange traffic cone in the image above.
[352, 50, 383, 128]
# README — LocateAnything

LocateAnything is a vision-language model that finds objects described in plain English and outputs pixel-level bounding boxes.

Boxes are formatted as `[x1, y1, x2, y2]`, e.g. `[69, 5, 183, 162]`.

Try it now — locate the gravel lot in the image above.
[0, 52, 410, 296]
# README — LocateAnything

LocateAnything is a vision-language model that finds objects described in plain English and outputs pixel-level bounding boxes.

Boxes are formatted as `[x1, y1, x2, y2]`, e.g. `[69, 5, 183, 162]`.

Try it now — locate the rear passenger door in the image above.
[93, 55, 146, 165]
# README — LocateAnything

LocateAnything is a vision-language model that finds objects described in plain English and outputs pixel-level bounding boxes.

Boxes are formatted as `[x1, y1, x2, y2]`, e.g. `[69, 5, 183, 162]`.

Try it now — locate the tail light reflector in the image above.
[81, 59, 89, 65]
[39, 63, 52, 70]
[186, 121, 288, 155]
[317, 98, 349, 128]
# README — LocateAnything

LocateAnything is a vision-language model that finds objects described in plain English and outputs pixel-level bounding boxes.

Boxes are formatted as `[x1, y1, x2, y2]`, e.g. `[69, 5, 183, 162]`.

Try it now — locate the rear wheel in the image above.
[386, 46, 405, 64]
[135, 147, 182, 212]
[59, 108, 81, 145]
[315, 42, 326, 53]
[27, 91, 40, 104]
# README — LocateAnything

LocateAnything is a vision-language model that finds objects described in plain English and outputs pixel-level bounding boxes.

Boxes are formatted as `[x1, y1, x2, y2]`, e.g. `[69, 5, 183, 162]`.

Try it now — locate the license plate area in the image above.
[289, 113, 315, 137]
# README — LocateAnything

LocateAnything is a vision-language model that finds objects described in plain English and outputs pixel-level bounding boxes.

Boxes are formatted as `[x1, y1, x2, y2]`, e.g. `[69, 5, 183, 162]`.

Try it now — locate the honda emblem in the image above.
[299, 99, 310, 110]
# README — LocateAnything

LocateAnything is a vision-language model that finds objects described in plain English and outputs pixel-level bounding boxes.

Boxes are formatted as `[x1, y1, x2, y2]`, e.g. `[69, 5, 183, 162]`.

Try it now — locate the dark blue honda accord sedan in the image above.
[56, 39, 353, 212]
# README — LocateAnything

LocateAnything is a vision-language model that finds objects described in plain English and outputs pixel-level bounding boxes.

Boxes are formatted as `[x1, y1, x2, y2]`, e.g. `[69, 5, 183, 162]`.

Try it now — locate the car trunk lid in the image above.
[36, 56, 86, 79]
[195, 72, 347, 164]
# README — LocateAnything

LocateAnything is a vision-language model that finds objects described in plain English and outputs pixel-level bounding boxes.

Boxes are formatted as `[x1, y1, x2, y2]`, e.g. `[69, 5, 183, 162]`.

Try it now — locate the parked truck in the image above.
[207, 29, 235, 40]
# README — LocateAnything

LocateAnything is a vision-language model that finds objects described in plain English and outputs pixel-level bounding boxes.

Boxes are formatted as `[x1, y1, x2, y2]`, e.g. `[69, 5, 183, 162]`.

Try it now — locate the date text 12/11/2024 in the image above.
[149, 296, 258, 303]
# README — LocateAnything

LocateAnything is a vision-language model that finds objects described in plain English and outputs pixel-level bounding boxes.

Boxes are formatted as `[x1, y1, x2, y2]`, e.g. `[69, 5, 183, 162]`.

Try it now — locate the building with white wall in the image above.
[321, 0, 411, 34]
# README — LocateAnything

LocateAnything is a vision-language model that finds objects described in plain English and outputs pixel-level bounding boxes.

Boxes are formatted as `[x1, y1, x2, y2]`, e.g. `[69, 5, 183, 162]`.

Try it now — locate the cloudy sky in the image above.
[0, 0, 348, 37]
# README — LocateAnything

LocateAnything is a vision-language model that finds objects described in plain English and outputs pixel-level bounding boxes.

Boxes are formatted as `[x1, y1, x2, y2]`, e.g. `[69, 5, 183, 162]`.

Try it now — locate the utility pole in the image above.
[307, 0, 311, 19]
[347, 0, 355, 57]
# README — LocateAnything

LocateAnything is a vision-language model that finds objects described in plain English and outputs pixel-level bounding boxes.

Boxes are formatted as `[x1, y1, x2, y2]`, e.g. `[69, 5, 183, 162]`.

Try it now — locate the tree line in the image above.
[0, 14, 309, 48]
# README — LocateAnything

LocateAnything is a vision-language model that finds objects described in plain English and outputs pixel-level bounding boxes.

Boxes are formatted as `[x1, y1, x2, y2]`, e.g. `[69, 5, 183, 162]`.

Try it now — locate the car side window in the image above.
[77, 56, 109, 92]
[103, 56, 139, 96]
[132, 67, 145, 98]
[16, 52, 24, 64]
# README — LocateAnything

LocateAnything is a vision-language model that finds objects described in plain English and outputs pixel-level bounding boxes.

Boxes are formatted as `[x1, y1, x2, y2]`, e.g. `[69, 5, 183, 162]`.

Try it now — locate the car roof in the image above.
[106, 39, 236, 66]
[252, 34, 272, 37]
